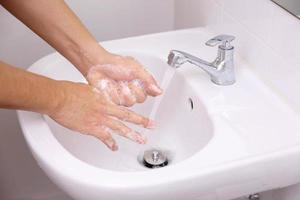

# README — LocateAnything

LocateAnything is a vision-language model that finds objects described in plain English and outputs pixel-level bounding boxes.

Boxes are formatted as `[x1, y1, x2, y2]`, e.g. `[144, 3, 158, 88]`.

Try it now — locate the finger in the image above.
[104, 105, 155, 129]
[105, 80, 122, 105]
[118, 81, 136, 107]
[103, 117, 146, 144]
[94, 79, 121, 105]
[128, 80, 147, 103]
[136, 68, 163, 97]
[92, 127, 118, 151]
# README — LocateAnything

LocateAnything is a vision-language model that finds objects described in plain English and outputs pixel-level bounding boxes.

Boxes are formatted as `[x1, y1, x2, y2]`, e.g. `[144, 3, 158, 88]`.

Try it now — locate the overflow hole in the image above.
[188, 98, 194, 110]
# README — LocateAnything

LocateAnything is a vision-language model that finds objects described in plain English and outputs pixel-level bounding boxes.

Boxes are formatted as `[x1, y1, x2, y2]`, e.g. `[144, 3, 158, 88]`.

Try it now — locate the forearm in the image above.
[0, 0, 108, 75]
[0, 61, 64, 115]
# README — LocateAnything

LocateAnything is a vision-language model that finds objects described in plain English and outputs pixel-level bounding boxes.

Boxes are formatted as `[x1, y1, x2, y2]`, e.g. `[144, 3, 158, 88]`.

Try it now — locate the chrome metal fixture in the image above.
[168, 34, 236, 85]
[248, 193, 260, 200]
[143, 149, 168, 168]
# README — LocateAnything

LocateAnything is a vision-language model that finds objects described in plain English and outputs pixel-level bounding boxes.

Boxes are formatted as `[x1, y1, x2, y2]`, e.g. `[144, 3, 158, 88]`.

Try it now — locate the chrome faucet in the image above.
[167, 34, 236, 85]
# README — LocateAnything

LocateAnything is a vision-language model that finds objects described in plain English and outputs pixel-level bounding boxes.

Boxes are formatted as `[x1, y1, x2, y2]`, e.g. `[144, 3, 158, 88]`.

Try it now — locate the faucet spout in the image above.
[168, 50, 216, 73]
[167, 35, 236, 86]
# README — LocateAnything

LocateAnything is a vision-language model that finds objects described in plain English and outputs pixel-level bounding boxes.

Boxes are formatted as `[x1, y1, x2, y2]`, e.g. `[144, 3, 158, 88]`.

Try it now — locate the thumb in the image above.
[145, 80, 163, 97]
[136, 69, 163, 97]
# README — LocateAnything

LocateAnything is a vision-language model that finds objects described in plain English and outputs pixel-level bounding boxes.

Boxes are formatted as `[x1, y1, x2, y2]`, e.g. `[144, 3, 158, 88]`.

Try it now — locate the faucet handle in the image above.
[205, 34, 235, 49]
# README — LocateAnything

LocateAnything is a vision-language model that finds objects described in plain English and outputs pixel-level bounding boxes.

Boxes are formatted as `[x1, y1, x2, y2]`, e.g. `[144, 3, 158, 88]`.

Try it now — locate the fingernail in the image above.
[106, 139, 118, 151]
[111, 144, 119, 151]
[149, 84, 163, 94]
[146, 120, 156, 129]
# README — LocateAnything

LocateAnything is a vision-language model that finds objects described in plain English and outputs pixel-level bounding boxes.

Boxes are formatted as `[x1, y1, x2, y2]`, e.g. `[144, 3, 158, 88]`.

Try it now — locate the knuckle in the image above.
[120, 108, 130, 119]
[98, 104, 108, 113]
[137, 95, 146, 103]
[124, 110, 132, 119]
[120, 123, 131, 132]
[100, 133, 111, 141]
[124, 101, 135, 107]
[120, 127, 129, 134]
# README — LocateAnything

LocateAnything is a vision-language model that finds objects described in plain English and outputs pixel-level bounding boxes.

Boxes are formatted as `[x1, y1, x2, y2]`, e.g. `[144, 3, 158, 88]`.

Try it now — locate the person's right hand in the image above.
[49, 81, 154, 151]
[86, 53, 163, 107]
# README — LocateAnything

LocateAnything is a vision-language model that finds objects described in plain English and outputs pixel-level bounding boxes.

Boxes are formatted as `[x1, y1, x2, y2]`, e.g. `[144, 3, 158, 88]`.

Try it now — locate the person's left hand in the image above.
[86, 53, 162, 107]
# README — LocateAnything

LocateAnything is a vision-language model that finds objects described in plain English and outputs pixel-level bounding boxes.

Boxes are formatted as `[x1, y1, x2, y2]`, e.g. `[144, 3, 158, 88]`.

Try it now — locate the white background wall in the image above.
[273, 0, 300, 16]
[0, 1, 174, 199]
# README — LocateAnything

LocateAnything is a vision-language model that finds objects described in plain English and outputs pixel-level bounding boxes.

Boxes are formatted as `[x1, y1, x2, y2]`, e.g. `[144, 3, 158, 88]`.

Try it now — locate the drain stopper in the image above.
[143, 149, 168, 168]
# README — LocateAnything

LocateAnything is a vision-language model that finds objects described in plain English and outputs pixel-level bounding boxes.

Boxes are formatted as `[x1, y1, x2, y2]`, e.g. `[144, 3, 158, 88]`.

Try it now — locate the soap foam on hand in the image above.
[87, 62, 175, 133]
[89, 64, 175, 121]
[92, 79, 115, 103]
[94, 79, 139, 106]
[119, 81, 137, 105]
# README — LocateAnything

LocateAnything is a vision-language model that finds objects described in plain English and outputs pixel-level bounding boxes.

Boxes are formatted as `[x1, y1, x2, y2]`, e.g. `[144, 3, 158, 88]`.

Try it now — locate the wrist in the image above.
[43, 80, 68, 116]
[46, 80, 96, 119]
[69, 40, 113, 77]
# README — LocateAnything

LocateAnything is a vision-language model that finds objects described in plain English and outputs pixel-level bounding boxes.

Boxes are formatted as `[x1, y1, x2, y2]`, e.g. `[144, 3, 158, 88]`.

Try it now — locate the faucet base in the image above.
[211, 77, 235, 86]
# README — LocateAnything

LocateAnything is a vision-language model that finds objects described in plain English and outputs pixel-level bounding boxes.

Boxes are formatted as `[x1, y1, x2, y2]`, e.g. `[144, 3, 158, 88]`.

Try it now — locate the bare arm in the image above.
[0, 61, 63, 114]
[0, 61, 152, 150]
[0, 0, 160, 150]
[0, 0, 162, 107]
[0, 0, 105, 75]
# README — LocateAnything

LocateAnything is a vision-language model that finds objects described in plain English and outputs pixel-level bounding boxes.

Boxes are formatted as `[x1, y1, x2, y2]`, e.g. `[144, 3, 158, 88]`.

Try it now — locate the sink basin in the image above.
[42, 52, 213, 172]
[18, 29, 300, 200]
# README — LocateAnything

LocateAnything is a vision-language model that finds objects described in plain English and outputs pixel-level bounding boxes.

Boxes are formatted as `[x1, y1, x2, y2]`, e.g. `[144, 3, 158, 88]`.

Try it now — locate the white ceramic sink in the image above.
[43, 53, 213, 172]
[18, 29, 300, 200]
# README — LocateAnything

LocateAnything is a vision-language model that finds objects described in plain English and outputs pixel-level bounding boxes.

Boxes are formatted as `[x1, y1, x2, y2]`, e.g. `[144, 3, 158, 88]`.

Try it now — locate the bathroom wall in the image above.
[0, 1, 174, 199]
[273, 0, 300, 16]
[174, 0, 300, 199]
[0, 0, 174, 68]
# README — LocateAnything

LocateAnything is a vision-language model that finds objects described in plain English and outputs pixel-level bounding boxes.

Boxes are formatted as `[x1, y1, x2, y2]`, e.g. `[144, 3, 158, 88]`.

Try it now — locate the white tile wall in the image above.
[175, 0, 300, 112]
[175, 0, 300, 199]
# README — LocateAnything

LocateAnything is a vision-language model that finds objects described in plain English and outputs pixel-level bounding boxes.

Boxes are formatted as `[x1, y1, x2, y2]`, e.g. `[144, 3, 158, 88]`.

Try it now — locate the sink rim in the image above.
[17, 49, 217, 188]
[18, 108, 300, 189]
[16, 29, 300, 196]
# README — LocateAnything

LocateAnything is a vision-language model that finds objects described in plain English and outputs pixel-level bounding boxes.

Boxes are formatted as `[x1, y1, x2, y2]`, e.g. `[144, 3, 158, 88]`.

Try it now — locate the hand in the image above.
[86, 53, 162, 107]
[49, 81, 154, 151]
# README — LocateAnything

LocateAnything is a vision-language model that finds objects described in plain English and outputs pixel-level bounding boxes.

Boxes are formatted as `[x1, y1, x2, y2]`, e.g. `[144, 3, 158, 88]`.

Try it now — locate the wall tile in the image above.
[175, 0, 222, 29]
[174, 0, 300, 198]
[267, 4, 300, 64]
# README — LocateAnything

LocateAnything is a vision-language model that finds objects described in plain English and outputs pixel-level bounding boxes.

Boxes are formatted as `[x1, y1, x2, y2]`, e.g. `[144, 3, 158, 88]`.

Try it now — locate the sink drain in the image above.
[142, 149, 168, 168]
